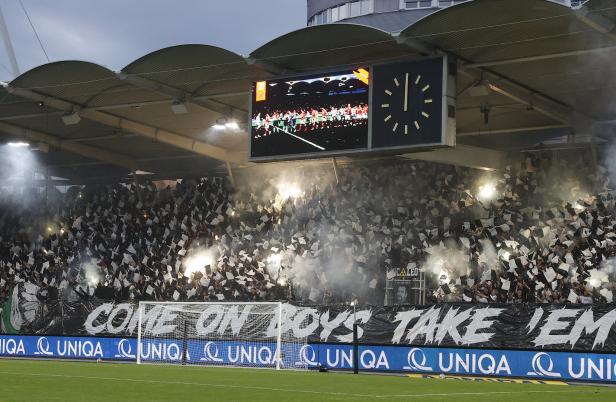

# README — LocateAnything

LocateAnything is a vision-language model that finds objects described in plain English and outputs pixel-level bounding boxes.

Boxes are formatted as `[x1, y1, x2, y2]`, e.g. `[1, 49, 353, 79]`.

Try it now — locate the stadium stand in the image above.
[1, 150, 615, 307]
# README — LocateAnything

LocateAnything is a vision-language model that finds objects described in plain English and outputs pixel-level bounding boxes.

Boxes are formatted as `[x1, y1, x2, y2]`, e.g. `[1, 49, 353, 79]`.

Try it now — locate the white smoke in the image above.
[478, 239, 500, 274]
[422, 241, 470, 284]
[0, 143, 41, 205]
[81, 260, 103, 288]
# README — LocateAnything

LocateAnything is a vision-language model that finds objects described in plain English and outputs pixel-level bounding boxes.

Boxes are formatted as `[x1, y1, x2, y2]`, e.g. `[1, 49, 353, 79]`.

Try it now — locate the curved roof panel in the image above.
[10, 61, 123, 105]
[401, 0, 612, 64]
[250, 23, 415, 72]
[122, 44, 266, 96]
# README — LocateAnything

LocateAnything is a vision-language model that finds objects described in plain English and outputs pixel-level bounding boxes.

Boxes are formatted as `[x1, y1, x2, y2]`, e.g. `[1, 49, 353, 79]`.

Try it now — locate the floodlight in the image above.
[171, 100, 188, 114]
[7, 142, 29, 147]
[61, 112, 81, 126]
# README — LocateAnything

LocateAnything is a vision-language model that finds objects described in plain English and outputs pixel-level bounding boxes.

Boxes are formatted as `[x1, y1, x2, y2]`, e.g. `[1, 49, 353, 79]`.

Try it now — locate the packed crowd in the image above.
[1, 151, 615, 309]
[252, 103, 369, 136]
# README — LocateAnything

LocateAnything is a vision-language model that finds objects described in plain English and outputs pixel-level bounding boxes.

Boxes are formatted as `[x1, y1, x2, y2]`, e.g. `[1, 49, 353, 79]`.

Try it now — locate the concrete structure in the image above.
[0, 0, 612, 184]
[307, 0, 587, 31]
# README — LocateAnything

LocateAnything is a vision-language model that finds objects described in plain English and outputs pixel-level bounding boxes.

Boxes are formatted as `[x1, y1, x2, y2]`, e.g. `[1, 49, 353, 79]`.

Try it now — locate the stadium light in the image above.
[7, 141, 29, 147]
[170, 100, 188, 115]
[211, 119, 239, 130]
[61, 112, 81, 126]
[212, 116, 228, 130]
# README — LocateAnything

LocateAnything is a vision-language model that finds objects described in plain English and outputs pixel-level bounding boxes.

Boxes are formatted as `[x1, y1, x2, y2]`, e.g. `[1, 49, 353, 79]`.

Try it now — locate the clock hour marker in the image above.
[415, 75, 421, 84]
[414, 121, 420, 130]
[405, 125, 408, 135]
[422, 84, 430, 92]
[422, 112, 430, 118]
[381, 104, 389, 108]
[384, 115, 392, 122]
[393, 123, 398, 132]
[394, 78, 400, 87]
[385, 90, 392, 96]
[424, 99, 433, 104]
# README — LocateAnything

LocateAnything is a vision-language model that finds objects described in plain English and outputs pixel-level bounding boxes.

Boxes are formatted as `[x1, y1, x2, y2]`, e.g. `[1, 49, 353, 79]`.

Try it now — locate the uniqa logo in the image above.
[297, 344, 317, 367]
[34, 337, 53, 356]
[526, 352, 562, 378]
[200, 341, 223, 362]
[115, 339, 135, 359]
[403, 348, 433, 372]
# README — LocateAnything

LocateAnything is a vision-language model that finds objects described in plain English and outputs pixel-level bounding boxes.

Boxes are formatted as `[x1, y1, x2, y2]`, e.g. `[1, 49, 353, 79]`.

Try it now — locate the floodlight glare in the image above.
[478, 182, 496, 201]
[7, 142, 29, 148]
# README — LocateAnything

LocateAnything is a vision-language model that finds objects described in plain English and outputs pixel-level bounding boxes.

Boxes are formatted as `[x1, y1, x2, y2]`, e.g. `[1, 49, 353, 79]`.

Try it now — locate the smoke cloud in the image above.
[422, 241, 470, 284]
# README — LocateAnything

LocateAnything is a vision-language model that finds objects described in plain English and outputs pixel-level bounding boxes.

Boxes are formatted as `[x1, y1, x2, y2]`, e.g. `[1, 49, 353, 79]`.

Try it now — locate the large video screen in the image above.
[250, 68, 370, 160]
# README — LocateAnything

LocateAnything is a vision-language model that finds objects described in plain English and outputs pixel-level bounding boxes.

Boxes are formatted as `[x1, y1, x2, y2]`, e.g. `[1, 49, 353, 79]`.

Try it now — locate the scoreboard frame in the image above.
[248, 55, 456, 162]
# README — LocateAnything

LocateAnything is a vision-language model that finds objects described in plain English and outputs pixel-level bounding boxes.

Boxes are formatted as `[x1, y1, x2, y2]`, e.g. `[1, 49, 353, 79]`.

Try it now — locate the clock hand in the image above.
[404, 73, 409, 112]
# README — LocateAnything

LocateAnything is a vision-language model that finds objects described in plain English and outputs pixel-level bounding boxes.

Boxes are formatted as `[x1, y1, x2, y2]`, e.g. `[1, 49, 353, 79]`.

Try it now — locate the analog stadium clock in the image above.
[370, 56, 456, 150]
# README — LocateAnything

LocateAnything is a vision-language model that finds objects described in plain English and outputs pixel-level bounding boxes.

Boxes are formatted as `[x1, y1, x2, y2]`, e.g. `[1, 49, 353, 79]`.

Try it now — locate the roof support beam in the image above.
[575, 6, 616, 41]
[394, 34, 596, 132]
[244, 57, 289, 75]
[0, 120, 138, 171]
[2, 83, 246, 164]
[457, 124, 570, 137]
[0, 91, 250, 122]
[462, 45, 616, 69]
[49, 153, 202, 168]
[482, 79, 593, 130]
[0, 5, 19, 77]
[116, 72, 247, 122]
[393, 34, 437, 55]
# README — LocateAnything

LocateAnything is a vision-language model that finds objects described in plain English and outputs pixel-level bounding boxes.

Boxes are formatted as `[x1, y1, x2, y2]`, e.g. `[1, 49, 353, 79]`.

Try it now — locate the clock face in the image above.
[371, 58, 444, 149]
[381, 72, 434, 135]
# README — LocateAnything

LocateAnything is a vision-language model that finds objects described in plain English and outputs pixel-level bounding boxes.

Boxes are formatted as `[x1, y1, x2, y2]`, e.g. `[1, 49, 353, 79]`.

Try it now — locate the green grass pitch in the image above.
[0, 359, 614, 402]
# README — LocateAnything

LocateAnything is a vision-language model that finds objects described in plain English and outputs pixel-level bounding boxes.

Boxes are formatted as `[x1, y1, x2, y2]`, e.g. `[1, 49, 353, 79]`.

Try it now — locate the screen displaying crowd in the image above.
[1, 150, 615, 312]
[250, 70, 369, 158]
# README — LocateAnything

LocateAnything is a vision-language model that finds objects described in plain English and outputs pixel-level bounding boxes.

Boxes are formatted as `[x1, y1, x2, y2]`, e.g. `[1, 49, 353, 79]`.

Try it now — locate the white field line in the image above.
[272, 126, 326, 151]
[0, 370, 613, 399]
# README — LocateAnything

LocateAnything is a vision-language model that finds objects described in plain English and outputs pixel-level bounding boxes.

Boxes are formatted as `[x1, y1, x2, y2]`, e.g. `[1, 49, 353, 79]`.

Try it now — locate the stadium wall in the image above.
[1, 334, 616, 382]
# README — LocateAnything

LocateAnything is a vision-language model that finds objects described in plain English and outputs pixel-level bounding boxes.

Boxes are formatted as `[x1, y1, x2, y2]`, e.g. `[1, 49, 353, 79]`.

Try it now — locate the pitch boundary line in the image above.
[0, 370, 613, 399]
[271, 125, 326, 150]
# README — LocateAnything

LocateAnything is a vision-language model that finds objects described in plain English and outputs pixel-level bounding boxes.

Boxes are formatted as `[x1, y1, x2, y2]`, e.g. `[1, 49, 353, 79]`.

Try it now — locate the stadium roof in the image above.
[1, 0, 614, 183]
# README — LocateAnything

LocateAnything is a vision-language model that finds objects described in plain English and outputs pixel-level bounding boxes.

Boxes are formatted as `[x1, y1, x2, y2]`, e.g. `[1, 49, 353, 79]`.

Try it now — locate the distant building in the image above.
[307, 0, 588, 32]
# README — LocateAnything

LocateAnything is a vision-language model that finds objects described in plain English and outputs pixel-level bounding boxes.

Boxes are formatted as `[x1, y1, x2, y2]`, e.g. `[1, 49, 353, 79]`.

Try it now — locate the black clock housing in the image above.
[371, 57, 446, 150]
